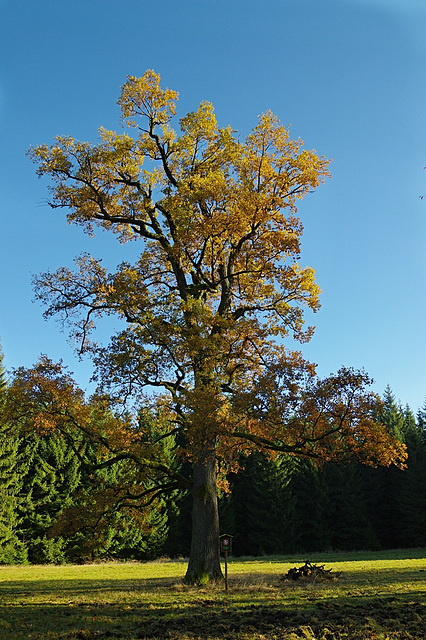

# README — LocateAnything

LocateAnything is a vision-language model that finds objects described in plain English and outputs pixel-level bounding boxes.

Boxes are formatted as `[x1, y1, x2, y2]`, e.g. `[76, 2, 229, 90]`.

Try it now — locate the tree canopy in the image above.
[26, 71, 406, 582]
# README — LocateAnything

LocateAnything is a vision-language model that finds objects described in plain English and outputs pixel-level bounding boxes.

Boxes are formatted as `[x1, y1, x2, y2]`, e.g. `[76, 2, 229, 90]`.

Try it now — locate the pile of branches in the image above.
[283, 561, 340, 582]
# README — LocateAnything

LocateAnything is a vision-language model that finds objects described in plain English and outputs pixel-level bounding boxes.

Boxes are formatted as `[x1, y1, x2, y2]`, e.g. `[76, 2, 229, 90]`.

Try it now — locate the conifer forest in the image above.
[1, 345, 424, 565]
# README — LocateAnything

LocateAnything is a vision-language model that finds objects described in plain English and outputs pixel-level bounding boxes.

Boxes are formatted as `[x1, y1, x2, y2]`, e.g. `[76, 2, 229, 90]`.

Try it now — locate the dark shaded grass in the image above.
[0, 593, 424, 639]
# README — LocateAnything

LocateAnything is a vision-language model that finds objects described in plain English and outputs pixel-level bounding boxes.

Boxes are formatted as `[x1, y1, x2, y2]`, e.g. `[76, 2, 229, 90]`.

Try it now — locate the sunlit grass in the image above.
[0, 549, 424, 639]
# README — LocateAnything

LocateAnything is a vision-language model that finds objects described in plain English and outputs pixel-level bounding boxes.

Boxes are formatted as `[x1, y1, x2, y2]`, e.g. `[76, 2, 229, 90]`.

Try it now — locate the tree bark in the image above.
[184, 443, 223, 583]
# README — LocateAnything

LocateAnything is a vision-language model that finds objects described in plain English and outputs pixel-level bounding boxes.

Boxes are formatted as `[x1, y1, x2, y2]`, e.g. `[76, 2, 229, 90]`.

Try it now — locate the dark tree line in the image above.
[0, 344, 424, 563]
[218, 387, 426, 555]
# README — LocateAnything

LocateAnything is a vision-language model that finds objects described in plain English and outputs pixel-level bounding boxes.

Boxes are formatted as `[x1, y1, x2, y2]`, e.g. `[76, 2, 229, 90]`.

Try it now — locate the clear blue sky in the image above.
[1, 0, 425, 412]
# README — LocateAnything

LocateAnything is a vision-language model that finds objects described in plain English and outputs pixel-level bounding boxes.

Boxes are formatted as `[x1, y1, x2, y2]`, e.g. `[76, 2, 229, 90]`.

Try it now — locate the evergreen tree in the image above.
[416, 399, 426, 444]
[52, 452, 169, 562]
[398, 405, 426, 547]
[361, 388, 405, 549]
[0, 343, 27, 563]
[220, 452, 295, 556]
[0, 424, 26, 564]
[0, 438, 27, 563]
[381, 386, 406, 441]
[287, 459, 330, 552]
[163, 488, 192, 558]
[0, 342, 6, 395]
[5, 372, 175, 563]
[16, 432, 81, 563]
[48, 408, 172, 562]
[323, 463, 378, 551]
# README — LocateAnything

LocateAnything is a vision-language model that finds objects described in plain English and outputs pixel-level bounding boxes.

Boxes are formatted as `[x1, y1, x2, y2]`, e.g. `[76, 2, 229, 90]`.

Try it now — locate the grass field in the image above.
[0, 549, 424, 639]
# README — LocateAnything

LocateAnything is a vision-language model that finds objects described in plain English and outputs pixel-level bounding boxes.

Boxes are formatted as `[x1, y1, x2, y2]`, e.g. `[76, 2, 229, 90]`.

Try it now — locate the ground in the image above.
[0, 550, 424, 639]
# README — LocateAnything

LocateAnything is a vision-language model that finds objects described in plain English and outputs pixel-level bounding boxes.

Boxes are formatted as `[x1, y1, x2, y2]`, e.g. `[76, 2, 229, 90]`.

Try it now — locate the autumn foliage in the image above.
[25, 71, 406, 581]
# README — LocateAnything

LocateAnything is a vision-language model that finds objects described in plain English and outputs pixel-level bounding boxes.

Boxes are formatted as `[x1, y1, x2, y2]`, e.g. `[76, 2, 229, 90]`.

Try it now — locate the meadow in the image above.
[0, 549, 424, 639]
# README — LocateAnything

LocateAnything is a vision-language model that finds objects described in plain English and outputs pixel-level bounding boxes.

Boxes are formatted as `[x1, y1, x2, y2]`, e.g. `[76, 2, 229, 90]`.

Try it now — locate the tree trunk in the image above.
[184, 444, 223, 583]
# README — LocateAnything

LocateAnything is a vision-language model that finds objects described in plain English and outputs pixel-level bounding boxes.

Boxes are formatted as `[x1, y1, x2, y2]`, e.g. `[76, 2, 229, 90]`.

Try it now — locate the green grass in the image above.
[0, 549, 424, 639]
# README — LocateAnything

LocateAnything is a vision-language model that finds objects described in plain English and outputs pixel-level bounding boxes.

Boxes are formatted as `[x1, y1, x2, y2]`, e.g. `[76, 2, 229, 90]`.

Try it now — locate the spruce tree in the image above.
[220, 451, 295, 556]
[0, 342, 6, 395]
[0, 423, 26, 563]
[288, 458, 330, 552]
[0, 342, 27, 563]
[417, 399, 426, 444]
[16, 432, 81, 563]
[361, 388, 405, 548]
[54, 452, 169, 562]
[323, 463, 378, 550]
[398, 405, 426, 547]
[49, 408, 172, 562]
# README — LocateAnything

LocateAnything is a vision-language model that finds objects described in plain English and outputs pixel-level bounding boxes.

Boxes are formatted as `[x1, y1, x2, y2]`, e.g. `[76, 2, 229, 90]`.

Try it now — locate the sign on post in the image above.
[219, 534, 233, 591]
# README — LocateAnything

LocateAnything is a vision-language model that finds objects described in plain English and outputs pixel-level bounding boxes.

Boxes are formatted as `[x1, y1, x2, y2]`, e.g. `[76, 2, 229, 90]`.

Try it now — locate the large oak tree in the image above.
[27, 71, 406, 582]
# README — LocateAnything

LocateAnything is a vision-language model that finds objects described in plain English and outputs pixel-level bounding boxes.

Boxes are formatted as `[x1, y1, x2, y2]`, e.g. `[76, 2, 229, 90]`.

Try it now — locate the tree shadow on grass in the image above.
[0, 576, 181, 597]
[0, 578, 424, 640]
[0, 597, 424, 639]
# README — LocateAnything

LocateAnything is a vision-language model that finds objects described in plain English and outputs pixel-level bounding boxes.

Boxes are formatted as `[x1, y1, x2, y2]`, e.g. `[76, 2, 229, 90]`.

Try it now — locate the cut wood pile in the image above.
[283, 561, 340, 582]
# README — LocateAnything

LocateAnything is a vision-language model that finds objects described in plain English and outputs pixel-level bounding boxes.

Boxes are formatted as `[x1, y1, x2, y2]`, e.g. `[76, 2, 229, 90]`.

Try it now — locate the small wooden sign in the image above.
[220, 534, 233, 554]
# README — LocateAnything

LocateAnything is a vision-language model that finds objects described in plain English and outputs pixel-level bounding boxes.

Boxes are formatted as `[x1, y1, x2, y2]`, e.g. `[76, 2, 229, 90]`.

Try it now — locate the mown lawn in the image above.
[0, 549, 424, 639]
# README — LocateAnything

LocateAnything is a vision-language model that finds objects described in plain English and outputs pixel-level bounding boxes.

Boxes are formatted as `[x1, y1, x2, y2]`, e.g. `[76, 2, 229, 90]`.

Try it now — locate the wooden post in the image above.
[224, 550, 228, 591]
